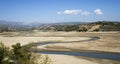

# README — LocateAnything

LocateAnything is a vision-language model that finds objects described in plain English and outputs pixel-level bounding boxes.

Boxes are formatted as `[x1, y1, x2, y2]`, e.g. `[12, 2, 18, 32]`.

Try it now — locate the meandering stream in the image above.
[35, 37, 120, 61]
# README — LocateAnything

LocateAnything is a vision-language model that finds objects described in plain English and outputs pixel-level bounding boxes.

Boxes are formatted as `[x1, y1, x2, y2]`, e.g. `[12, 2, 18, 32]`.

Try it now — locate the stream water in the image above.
[35, 37, 120, 61]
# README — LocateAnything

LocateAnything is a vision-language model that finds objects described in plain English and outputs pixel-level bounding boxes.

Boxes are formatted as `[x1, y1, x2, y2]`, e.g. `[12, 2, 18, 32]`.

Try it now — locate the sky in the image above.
[0, 0, 120, 23]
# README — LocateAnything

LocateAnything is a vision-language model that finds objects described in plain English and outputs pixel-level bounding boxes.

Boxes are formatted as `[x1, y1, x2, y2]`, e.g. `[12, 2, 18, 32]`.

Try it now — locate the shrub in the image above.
[0, 43, 10, 64]
[0, 42, 51, 64]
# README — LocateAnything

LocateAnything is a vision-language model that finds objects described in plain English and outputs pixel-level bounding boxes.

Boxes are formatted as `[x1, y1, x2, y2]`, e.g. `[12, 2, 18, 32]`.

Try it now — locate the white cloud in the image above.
[81, 11, 90, 16]
[57, 9, 82, 15]
[94, 9, 103, 15]
[63, 10, 82, 15]
[57, 9, 103, 16]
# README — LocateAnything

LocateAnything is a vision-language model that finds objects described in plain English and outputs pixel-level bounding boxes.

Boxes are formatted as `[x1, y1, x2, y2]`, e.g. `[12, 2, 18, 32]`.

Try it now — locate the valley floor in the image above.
[0, 32, 120, 64]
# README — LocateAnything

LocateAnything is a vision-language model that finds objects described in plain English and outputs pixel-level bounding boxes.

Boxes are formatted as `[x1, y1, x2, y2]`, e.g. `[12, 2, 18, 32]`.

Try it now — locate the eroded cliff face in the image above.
[78, 24, 101, 32]
[87, 25, 101, 32]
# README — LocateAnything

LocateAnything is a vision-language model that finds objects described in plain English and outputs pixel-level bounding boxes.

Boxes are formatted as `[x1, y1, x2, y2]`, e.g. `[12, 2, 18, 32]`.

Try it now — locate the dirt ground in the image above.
[41, 32, 120, 53]
[0, 32, 120, 64]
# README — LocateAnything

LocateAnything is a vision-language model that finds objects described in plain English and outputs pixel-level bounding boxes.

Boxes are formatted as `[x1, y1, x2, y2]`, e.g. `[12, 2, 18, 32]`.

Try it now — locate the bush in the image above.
[0, 43, 10, 64]
[0, 42, 51, 64]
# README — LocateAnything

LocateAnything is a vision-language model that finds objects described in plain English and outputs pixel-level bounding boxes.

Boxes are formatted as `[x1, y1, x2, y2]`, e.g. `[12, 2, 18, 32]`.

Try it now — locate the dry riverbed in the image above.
[0, 32, 120, 64]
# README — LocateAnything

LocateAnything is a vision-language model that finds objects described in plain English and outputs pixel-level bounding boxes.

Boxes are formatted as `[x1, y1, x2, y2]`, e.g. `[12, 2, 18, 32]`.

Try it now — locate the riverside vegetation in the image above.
[0, 42, 51, 64]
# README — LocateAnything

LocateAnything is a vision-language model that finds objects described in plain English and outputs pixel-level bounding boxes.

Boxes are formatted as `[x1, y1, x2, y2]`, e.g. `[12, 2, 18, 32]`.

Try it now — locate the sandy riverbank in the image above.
[0, 32, 120, 64]
[46, 54, 99, 64]
[0, 36, 100, 64]
[0, 36, 91, 47]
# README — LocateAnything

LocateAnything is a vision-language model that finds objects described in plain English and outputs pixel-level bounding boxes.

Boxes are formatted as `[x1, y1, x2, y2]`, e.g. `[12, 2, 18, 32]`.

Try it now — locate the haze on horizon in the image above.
[0, 0, 120, 23]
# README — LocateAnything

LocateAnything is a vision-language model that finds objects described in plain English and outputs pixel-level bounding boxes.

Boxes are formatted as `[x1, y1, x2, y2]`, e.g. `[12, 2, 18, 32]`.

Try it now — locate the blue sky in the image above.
[0, 0, 120, 23]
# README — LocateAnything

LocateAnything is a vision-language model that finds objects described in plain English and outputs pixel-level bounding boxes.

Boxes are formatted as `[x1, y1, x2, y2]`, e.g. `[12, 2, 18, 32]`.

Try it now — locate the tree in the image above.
[0, 43, 10, 64]
[10, 43, 36, 64]
[0, 43, 51, 64]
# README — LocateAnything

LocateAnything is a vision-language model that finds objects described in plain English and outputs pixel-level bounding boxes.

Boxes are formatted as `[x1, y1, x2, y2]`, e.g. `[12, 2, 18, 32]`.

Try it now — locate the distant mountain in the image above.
[0, 20, 120, 32]
[27, 21, 89, 26]
[49, 22, 89, 25]
[0, 21, 30, 31]
[0, 21, 23, 26]
[0, 20, 119, 26]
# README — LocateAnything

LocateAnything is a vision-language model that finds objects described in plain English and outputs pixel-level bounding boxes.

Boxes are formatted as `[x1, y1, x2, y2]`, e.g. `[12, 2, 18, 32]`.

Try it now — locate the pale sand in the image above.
[0, 36, 91, 47]
[36, 32, 120, 53]
[41, 54, 99, 64]
[0, 36, 99, 64]
[1, 32, 120, 64]
[39, 41, 120, 53]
